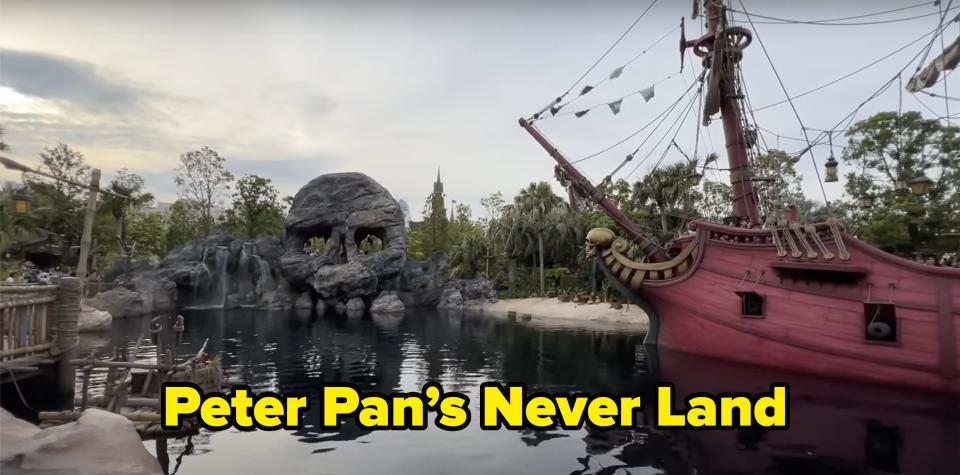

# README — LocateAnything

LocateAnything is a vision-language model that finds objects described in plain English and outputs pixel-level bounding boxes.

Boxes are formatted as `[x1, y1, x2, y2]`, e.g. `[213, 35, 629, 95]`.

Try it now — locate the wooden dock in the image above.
[1, 278, 81, 415]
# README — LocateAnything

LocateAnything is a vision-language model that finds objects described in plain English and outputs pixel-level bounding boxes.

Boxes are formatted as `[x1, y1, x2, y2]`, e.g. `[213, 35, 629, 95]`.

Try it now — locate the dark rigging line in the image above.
[560, 0, 660, 97]
[753, 24, 944, 112]
[913, 0, 956, 75]
[939, 0, 953, 125]
[727, 5, 959, 26]
[727, 0, 937, 24]
[574, 77, 700, 163]
[626, 87, 701, 179]
[555, 71, 680, 117]
[737, 0, 831, 211]
[550, 24, 681, 115]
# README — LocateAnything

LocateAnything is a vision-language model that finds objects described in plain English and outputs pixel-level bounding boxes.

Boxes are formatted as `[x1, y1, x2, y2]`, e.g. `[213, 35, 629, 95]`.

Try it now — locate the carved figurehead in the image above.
[585, 228, 616, 258]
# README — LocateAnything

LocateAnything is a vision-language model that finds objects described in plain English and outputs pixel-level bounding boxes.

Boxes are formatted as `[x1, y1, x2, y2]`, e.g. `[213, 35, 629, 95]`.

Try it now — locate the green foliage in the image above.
[127, 210, 166, 257]
[841, 111, 959, 252]
[24, 144, 89, 251]
[304, 236, 326, 255]
[174, 146, 234, 235]
[406, 193, 450, 260]
[165, 199, 201, 250]
[220, 174, 284, 237]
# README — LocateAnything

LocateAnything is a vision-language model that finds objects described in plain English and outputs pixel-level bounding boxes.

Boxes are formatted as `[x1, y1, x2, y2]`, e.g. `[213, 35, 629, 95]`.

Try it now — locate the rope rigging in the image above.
[736, 0, 831, 213]
[531, 0, 661, 120]
[549, 25, 682, 116]
[573, 76, 702, 164]
[555, 71, 680, 117]
[753, 22, 954, 112]
[626, 85, 701, 179]
[727, 3, 960, 26]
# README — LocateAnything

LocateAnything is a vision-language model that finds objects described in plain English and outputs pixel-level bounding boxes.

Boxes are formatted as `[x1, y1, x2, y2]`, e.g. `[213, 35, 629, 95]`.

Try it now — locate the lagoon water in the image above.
[77, 309, 959, 475]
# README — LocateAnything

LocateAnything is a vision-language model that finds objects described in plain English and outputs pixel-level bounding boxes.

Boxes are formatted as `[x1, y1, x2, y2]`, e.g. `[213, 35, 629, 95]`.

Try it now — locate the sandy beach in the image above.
[476, 297, 649, 329]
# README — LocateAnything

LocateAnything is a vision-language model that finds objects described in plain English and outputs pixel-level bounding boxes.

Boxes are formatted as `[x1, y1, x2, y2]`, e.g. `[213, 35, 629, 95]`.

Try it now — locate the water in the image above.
[77, 309, 960, 475]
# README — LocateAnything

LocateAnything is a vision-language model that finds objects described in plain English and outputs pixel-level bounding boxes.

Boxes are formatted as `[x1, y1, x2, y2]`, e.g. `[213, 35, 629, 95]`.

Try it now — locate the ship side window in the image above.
[863, 303, 897, 343]
[736, 291, 765, 317]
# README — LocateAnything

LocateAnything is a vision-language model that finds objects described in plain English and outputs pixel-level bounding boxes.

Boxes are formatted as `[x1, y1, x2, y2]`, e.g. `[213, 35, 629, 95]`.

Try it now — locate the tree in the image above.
[165, 199, 201, 250]
[127, 210, 166, 257]
[842, 111, 959, 252]
[513, 182, 578, 295]
[24, 144, 89, 252]
[174, 146, 234, 235]
[631, 161, 701, 237]
[101, 170, 154, 250]
[37, 143, 90, 200]
[221, 175, 285, 237]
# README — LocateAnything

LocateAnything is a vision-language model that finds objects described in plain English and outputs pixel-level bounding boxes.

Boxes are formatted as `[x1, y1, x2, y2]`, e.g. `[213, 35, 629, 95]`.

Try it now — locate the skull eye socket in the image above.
[302, 226, 333, 255]
[355, 227, 385, 253]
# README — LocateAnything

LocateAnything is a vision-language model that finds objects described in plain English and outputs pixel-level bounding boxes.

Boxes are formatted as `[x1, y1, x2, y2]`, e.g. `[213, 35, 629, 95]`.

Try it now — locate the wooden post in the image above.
[77, 168, 101, 283]
[54, 277, 81, 398]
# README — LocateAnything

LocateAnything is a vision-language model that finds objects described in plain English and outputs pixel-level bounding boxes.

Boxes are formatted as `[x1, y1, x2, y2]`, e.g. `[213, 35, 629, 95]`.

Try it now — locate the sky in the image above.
[1, 0, 956, 220]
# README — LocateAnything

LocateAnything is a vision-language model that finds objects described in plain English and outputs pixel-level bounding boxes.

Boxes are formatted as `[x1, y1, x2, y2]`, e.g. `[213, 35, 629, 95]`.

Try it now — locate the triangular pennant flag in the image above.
[550, 106, 561, 116]
[574, 109, 590, 118]
[609, 66, 625, 80]
[640, 85, 655, 102]
[580, 85, 594, 96]
[607, 99, 623, 115]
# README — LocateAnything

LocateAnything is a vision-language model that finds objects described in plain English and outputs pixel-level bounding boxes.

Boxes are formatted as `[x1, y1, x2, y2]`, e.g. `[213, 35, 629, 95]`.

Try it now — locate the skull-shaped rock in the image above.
[279, 173, 406, 301]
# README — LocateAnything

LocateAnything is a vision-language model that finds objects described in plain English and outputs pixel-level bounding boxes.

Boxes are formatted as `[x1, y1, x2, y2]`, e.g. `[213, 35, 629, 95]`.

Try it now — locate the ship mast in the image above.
[696, 0, 761, 225]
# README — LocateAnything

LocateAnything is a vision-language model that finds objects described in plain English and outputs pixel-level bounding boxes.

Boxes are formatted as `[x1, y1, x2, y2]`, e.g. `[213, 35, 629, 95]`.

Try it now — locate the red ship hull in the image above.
[597, 221, 960, 395]
[600, 222, 960, 394]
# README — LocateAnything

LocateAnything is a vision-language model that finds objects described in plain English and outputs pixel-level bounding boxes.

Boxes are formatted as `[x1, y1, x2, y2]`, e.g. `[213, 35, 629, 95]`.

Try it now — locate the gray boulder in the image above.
[397, 252, 450, 308]
[370, 291, 406, 313]
[437, 277, 497, 309]
[294, 292, 314, 311]
[1, 408, 163, 474]
[312, 260, 378, 299]
[346, 297, 366, 314]
[89, 277, 176, 319]
[437, 287, 464, 308]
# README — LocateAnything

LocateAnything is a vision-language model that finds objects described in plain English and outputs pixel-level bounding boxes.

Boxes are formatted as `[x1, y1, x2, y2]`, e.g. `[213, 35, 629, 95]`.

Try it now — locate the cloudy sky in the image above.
[1, 0, 955, 219]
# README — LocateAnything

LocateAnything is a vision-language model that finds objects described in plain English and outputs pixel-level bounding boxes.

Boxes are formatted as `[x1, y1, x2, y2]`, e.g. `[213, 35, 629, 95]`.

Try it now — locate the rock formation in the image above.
[89, 172, 496, 318]
[279, 173, 406, 312]
[0, 408, 163, 474]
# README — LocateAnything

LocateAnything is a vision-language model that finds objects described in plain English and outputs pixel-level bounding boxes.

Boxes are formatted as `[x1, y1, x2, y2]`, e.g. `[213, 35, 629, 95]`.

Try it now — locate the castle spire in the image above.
[433, 167, 444, 195]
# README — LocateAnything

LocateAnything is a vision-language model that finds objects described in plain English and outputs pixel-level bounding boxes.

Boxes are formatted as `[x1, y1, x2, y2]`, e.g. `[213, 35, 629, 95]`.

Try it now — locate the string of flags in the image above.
[562, 73, 674, 118]
[534, 24, 681, 120]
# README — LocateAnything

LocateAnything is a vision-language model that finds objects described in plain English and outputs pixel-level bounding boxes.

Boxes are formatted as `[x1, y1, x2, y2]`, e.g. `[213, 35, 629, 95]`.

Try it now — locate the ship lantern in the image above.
[823, 156, 839, 183]
[857, 194, 874, 210]
[908, 174, 935, 197]
[11, 187, 31, 215]
[895, 179, 909, 194]
[686, 171, 703, 186]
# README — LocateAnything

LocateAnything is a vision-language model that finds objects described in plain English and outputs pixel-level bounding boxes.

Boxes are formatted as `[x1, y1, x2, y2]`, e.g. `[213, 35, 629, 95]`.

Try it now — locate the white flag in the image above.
[608, 99, 623, 115]
[640, 85, 655, 102]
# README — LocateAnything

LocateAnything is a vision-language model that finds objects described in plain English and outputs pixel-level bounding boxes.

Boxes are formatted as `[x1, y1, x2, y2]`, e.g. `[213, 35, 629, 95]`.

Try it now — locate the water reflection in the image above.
[79, 309, 959, 475]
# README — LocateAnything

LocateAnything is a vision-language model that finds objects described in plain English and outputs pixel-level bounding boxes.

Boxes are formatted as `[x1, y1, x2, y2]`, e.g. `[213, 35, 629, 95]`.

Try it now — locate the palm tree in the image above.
[514, 182, 578, 295]
[631, 160, 706, 235]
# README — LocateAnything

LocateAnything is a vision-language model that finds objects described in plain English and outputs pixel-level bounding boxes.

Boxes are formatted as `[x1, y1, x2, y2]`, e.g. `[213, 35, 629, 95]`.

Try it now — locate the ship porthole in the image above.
[863, 302, 898, 343]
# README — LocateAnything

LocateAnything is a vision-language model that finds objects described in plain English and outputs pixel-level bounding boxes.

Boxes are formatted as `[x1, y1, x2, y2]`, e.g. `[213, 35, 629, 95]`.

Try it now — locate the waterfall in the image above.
[193, 246, 210, 301]
[239, 242, 253, 271]
[215, 246, 229, 308]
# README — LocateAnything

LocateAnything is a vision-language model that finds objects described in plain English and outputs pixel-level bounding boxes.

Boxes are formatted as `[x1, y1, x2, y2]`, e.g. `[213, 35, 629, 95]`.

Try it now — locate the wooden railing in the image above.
[0, 279, 81, 360]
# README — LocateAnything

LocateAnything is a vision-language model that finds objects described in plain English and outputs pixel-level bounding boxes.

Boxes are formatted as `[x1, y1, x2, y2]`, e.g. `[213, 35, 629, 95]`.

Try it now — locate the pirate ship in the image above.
[521, 1, 960, 394]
